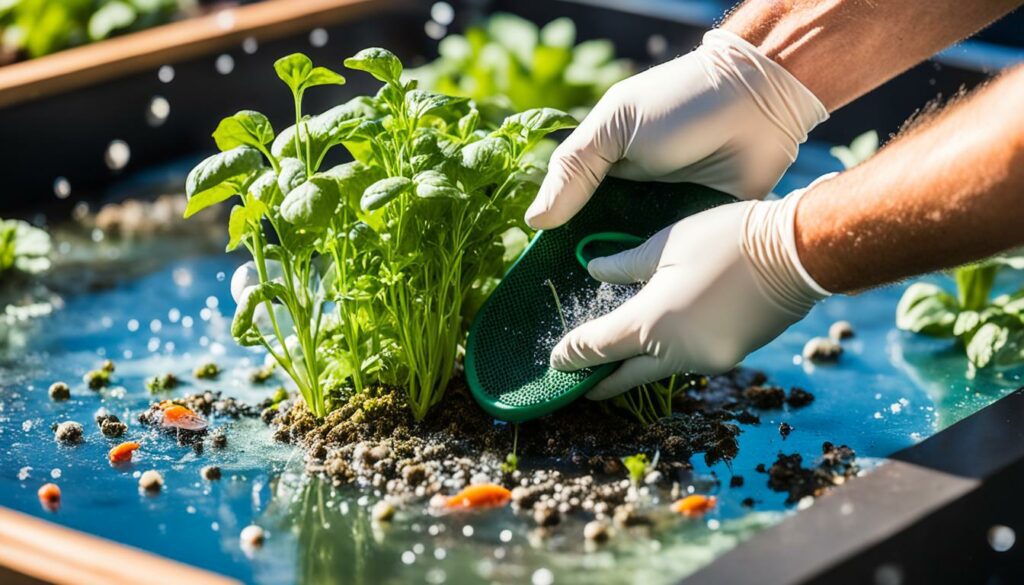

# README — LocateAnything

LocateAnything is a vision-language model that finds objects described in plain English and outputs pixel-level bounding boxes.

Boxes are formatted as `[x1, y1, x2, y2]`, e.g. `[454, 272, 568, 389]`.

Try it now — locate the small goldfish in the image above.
[162, 405, 208, 431]
[108, 441, 140, 464]
[38, 483, 61, 511]
[672, 494, 717, 517]
[445, 484, 512, 510]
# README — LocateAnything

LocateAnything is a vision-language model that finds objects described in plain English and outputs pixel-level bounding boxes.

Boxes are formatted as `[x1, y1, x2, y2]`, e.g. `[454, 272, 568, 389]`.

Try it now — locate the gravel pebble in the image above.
[829, 320, 855, 341]
[240, 525, 265, 549]
[201, 465, 222, 481]
[48, 382, 70, 401]
[802, 337, 842, 362]
[139, 470, 164, 492]
[583, 519, 610, 542]
[372, 500, 396, 522]
[54, 421, 83, 444]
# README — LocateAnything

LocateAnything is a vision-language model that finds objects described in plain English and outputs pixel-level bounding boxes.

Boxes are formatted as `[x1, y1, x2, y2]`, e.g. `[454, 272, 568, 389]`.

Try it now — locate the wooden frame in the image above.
[0, 0, 401, 109]
[0, 507, 239, 585]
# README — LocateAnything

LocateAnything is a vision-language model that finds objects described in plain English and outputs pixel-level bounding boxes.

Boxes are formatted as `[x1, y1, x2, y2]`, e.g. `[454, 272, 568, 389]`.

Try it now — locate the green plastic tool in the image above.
[465, 177, 735, 423]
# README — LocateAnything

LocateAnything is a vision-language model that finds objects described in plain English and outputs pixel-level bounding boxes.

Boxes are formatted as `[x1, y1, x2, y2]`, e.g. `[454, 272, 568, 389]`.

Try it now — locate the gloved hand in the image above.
[550, 184, 831, 399]
[525, 29, 828, 230]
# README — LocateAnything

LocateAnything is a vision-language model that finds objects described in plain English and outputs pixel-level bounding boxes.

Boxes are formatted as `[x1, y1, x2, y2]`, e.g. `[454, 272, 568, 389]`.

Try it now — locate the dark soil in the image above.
[764, 442, 859, 503]
[263, 368, 851, 530]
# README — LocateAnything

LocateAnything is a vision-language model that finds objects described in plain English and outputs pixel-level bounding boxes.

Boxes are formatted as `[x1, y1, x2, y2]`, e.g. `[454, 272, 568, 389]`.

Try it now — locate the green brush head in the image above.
[465, 178, 735, 423]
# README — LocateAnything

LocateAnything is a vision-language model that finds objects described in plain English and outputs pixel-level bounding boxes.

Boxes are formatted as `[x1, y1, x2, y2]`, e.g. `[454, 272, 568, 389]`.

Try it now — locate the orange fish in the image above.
[108, 441, 141, 464]
[162, 405, 208, 431]
[38, 483, 61, 511]
[445, 484, 512, 510]
[672, 494, 717, 517]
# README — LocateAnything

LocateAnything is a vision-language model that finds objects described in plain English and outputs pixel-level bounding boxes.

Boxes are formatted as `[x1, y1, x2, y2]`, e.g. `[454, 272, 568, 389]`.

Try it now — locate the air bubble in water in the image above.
[53, 177, 71, 199]
[309, 28, 329, 47]
[216, 54, 235, 75]
[105, 140, 131, 171]
[158, 65, 175, 83]
[431, 2, 454, 25]
[147, 96, 170, 127]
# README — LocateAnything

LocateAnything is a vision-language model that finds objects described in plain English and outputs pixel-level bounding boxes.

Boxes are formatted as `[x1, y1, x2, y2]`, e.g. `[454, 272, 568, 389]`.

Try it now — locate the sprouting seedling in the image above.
[622, 450, 660, 485]
[544, 279, 568, 332]
[501, 424, 520, 474]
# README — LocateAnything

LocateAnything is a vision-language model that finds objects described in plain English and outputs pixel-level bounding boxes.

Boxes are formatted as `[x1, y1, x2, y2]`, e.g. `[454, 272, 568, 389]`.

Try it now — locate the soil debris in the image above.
[193, 362, 220, 380]
[139, 470, 164, 492]
[765, 442, 858, 503]
[201, 465, 222, 481]
[743, 386, 786, 409]
[145, 373, 179, 393]
[802, 337, 842, 363]
[829, 320, 855, 341]
[779, 422, 793, 439]
[785, 387, 815, 408]
[54, 421, 83, 444]
[48, 382, 70, 401]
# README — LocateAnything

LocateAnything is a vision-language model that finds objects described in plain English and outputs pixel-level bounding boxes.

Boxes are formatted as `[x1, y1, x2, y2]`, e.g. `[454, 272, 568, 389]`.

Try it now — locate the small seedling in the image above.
[83, 368, 110, 390]
[544, 279, 568, 332]
[622, 453, 649, 485]
[500, 424, 520, 474]
[194, 362, 220, 379]
[250, 363, 275, 384]
[145, 373, 179, 393]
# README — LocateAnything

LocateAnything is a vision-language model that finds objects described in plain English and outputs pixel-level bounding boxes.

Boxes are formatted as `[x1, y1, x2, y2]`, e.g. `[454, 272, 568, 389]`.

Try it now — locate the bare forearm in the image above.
[796, 66, 1024, 293]
[723, 0, 1023, 110]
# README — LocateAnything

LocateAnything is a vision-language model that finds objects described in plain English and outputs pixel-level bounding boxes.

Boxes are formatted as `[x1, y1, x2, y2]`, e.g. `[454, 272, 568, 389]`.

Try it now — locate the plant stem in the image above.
[544, 279, 568, 332]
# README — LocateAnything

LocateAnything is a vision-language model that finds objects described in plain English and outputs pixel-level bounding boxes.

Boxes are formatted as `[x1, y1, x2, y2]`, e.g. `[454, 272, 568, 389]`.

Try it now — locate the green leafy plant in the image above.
[184, 48, 575, 420]
[0, 218, 51, 278]
[622, 452, 657, 485]
[829, 130, 878, 169]
[407, 13, 631, 124]
[0, 0, 188, 62]
[500, 424, 519, 474]
[897, 254, 1024, 375]
[612, 374, 699, 426]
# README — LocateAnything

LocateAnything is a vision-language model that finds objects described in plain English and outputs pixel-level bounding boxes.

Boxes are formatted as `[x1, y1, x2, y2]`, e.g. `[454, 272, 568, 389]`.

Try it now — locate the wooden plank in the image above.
[0, 507, 239, 585]
[0, 0, 399, 109]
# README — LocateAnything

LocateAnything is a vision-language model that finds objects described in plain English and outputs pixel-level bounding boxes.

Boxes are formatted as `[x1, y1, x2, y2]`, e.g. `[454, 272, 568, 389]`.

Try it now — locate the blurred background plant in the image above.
[0, 0, 196, 63]
[0, 217, 51, 279]
[407, 12, 632, 126]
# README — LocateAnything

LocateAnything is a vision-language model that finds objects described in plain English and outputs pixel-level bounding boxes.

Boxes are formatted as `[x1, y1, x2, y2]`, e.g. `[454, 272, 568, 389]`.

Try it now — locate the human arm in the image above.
[525, 0, 1023, 230]
[551, 66, 1024, 399]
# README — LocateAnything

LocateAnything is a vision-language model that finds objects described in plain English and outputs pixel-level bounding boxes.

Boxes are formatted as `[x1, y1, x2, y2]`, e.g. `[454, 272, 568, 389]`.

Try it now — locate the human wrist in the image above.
[700, 29, 828, 148]
[742, 191, 830, 316]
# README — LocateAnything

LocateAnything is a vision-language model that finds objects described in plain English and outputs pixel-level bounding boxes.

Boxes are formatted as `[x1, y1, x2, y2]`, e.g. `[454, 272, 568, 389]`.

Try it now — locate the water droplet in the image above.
[431, 2, 454, 25]
[216, 54, 235, 75]
[647, 34, 668, 58]
[150, 319, 162, 333]
[147, 96, 170, 127]
[105, 140, 131, 171]
[53, 177, 71, 199]
[199, 308, 212, 321]
[401, 551, 415, 565]
[168, 308, 181, 323]
[499, 529, 512, 542]
[242, 37, 258, 54]
[158, 65, 175, 83]
[425, 20, 446, 40]
[148, 338, 161, 352]
[215, 10, 236, 31]
[462, 525, 473, 537]
[17, 467, 31, 481]
[988, 525, 1015, 552]
[309, 28, 329, 47]
[205, 296, 219, 310]
[433, 547, 446, 560]
[531, 568, 554, 585]
[182, 316, 194, 329]
[50, 468, 61, 479]
[127, 319, 140, 332]
[216, 271, 226, 282]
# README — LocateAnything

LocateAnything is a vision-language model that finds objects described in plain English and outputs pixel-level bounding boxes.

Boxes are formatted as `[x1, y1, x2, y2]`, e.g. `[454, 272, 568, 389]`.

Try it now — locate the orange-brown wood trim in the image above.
[0, 0, 404, 109]
[0, 507, 240, 585]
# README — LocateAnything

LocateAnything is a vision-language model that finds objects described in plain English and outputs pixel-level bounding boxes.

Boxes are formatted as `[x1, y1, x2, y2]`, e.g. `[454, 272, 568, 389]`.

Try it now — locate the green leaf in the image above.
[414, 170, 464, 200]
[88, 1, 137, 41]
[184, 147, 264, 217]
[966, 322, 1010, 369]
[319, 161, 384, 208]
[572, 39, 615, 67]
[274, 53, 314, 94]
[457, 110, 479, 138]
[953, 310, 981, 337]
[280, 178, 339, 229]
[272, 103, 369, 162]
[304, 66, 346, 89]
[895, 282, 959, 337]
[459, 136, 511, 188]
[500, 107, 577, 143]
[277, 157, 307, 195]
[249, 169, 282, 207]
[213, 110, 275, 152]
[361, 176, 413, 211]
[344, 47, 403, 83]
[540, 17, 575, 48]
[232, 281, 288, 345]
[486, 13, 537, 65]
[226, 200, 268, 251]
[405, 90, 467, 119]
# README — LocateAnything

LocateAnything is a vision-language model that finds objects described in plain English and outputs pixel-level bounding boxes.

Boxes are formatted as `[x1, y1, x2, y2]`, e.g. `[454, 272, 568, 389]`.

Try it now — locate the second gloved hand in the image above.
[526, 29, 828, 230]
[550, 186, 830, 400]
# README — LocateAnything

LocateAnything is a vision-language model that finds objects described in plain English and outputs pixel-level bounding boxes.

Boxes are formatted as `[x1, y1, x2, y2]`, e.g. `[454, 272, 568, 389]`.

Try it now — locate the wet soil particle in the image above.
[743, 386, 786, 409]
[210, 430, 228, 449]
[201, 465, 222, 481]
[54, 421, 83, 444]
[48, 382, 70, 401]
[101, 420, 127, 438]
[829, 320, 855, 342]
[785, 387, 815, 408]
[802, 337, 842, 363]
[779, 422, 793, 439]
[741, 498, 756, 508]
[729, 475, 744, 488]
[765, 442, 858, 503]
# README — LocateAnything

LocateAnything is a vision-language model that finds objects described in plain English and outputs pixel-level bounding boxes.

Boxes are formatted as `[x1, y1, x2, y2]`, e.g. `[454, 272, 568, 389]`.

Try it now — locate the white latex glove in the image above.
[550, 185, 831, 400]
[525, 29, 828, 230]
